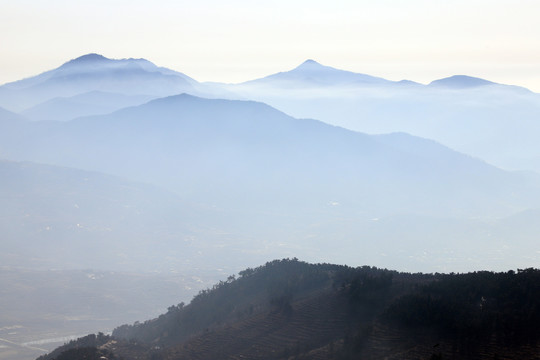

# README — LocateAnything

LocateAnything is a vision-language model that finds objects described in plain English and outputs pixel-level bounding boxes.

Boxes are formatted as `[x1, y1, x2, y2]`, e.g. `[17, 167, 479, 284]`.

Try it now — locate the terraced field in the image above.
[163, 289, 350, 360]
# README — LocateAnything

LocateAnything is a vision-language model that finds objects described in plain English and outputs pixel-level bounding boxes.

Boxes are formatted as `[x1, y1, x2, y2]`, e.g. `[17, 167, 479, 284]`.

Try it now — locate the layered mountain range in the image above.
[1, 54, 540, 273]
[3, 53, 540, 360]
[3, 54, 540, 172]
[221, 59, 540, 172]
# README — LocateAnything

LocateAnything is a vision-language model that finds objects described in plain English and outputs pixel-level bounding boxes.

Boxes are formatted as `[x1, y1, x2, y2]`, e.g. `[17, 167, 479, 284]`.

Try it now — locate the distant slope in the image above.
[0, 107, 28, 158]
[0, 159, 230, 271]
[21, 91, 156, 121]
[39, 260, 540, 360]
[0, 105, 26, 122]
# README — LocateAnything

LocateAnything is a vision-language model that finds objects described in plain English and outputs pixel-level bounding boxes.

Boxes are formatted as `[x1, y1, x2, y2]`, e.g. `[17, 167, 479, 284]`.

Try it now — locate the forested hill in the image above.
[39, 259, 540, 360]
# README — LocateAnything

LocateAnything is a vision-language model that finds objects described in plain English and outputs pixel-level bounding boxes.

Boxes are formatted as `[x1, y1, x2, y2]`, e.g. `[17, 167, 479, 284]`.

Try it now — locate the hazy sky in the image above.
[1, 0, 540, 91]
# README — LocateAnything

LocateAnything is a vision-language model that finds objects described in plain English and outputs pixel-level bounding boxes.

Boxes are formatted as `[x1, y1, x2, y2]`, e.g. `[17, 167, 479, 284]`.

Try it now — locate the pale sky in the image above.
[1, 0, 540, 91]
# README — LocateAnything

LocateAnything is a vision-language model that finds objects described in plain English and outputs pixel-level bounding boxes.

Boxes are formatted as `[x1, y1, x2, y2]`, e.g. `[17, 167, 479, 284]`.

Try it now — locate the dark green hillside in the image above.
[383, 269, 540, 353]
[39, 260, 540, 360]
[113, 259, 355, 347]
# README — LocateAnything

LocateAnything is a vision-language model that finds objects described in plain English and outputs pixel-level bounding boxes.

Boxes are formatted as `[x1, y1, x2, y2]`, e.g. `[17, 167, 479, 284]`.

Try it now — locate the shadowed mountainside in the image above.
[39, 259, 540, 360]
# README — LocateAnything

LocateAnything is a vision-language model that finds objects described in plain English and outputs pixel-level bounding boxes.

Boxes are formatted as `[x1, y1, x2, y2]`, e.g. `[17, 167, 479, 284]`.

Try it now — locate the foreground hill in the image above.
[39, 259, 540, 360]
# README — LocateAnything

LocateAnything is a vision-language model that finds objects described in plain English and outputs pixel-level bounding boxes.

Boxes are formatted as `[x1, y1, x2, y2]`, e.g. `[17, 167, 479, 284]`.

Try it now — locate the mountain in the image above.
[0, 54, 198, 112]
[3, 94, 540, 272]
[217, 60, 540, 173]
[5, 56, 540, 172]
[241, 59, 392, 87]
[429, 74, 496, 88]
[39, 259, 540, 360]
[7, 55, 540, 174]
[4, 56, 540, 360]
[2, 93, 537, 219]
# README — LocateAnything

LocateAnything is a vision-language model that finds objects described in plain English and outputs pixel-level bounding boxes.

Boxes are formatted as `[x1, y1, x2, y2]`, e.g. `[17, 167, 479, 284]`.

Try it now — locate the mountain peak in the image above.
[429, 75, 495, 88]
[295, 59, 324, 70]
[301, 59, 320, 65]
[63, 53, 110, 66]
[241, 59, 390, 87]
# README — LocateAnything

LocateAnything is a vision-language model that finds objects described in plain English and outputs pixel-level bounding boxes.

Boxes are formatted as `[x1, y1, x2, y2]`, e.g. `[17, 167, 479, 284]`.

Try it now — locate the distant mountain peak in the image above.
[300, 59, 321, 65]
[241, 59, 390, 86]
[74, 53, 107, 61]
[63, 53, 110, 66]
[294, 59, 325, 71]
[429, 75, 495, 88]
[59, 54, 158, 70]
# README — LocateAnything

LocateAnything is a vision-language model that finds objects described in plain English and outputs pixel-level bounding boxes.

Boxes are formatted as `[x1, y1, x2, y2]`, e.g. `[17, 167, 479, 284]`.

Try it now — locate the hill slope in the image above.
[0, 159, 231, 271]
[39, 259, 540, 360]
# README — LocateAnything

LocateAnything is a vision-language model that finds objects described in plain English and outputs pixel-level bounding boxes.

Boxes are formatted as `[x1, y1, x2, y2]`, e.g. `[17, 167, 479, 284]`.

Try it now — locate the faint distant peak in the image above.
[289, 59, 346, 75]
[241, 59, 391, 86]
[429, 75, 495, 88]
[397, 79, 421, 86]
[63, 53, 110, 66]
[59, 54, 159, 70]
[294, 59, 325, 70]
[300, 59, 321, 66]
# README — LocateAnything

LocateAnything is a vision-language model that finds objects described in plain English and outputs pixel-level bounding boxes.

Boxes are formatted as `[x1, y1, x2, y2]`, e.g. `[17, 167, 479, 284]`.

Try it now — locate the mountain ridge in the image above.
[38, 259, 540, 360]
[0, 54, 197, 111]
[3, 93, 538, 219]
